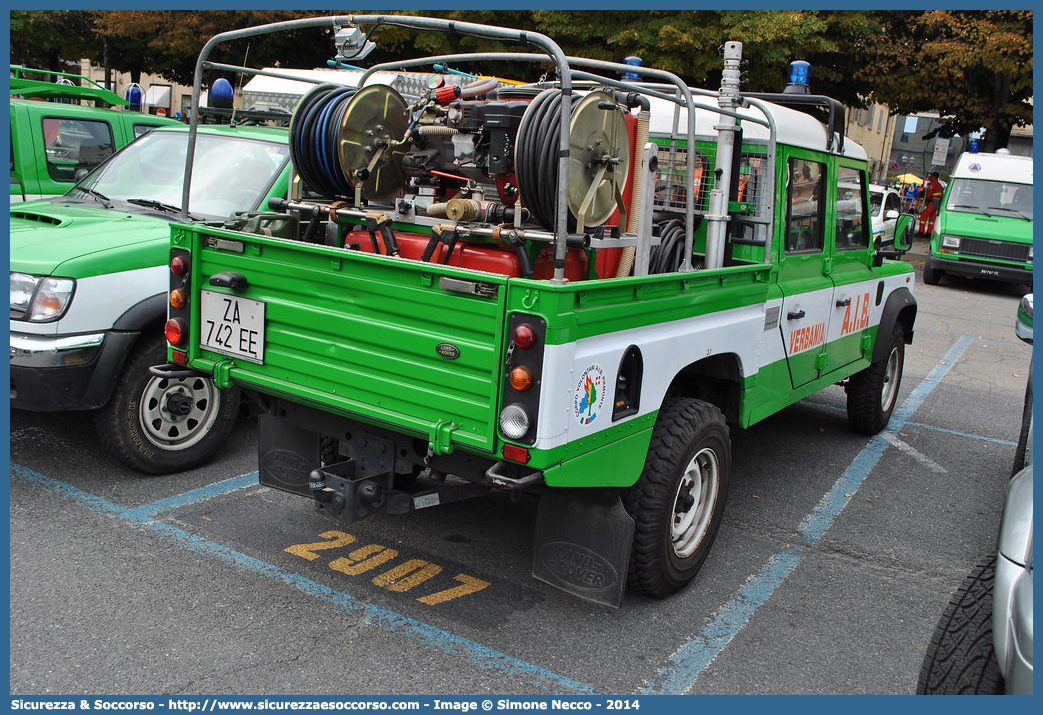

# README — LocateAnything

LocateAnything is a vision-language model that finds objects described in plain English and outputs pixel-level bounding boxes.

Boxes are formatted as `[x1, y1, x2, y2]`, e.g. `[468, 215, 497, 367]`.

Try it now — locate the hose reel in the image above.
[336, 84, 410, 203]
[514, 89, 630, 232]
[289, 83, 359, 198]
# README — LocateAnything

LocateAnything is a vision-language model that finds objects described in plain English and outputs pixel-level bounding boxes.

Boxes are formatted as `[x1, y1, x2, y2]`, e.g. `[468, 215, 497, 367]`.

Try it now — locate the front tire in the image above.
[95, 336, 240, 474]
[623, 397, 731, 598]
[922, 259, 942, 286]
[846, 323, 905, 435]
[917, 555, 1004, 694]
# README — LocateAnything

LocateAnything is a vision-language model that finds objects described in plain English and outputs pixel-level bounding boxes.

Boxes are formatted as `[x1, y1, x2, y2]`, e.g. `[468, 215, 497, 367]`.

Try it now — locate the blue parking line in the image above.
[805, 400, 1015, 447]
[642, 334, 976, 695]
[126, 472, 259, 519]
[903, 421, 1017, 447]
[10, 463, 594, 695]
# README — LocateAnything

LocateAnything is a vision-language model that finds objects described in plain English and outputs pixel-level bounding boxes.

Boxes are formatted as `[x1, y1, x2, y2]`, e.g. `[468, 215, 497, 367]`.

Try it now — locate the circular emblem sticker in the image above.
[969, 163, 982, 172]
[573, 364, 606, 426]
[435, 342, 460, 360]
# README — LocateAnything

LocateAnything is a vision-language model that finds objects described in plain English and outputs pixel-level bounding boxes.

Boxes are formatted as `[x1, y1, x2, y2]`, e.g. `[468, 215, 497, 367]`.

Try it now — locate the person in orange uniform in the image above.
[918, 171, 943, 236]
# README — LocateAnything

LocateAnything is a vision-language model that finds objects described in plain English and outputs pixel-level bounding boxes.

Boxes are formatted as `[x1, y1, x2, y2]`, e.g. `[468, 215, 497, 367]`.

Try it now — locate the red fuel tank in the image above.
[345, 229, 588, 281]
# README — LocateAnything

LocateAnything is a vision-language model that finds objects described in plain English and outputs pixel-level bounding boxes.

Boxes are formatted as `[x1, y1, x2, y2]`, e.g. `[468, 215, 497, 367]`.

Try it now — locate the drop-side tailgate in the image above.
[182, 227, 508, 452]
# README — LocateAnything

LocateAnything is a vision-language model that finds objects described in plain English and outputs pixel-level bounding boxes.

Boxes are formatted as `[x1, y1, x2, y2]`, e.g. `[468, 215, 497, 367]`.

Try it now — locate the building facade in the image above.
[845, 101, 897, 185]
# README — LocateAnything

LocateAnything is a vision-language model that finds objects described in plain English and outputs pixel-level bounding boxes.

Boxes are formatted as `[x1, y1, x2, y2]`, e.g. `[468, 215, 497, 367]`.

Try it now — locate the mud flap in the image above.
[258, 414, 320, 496]
[532, 489, 634, 608]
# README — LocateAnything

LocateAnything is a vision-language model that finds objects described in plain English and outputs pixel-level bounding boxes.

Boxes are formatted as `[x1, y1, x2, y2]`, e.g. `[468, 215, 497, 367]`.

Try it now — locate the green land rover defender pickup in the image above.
[162, 16, 918, 606]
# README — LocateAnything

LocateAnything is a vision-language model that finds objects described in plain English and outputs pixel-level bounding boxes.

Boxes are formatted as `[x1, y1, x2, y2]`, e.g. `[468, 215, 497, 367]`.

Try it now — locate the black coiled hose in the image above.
[514, 89, 579, 231]
[648, 218, 689, 274]
[290, 83, 358, 197]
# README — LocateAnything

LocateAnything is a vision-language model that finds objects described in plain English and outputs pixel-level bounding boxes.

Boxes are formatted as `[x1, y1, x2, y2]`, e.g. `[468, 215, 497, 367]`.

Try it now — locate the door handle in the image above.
[787, 309, 806, 320]
[209, 272, 249, 291]
[835, 298, 851, 307]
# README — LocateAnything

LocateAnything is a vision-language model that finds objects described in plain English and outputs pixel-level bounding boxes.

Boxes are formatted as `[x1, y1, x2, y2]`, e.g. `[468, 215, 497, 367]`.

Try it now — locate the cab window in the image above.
[785, 158, 825, 253]
[42, 117, 115, 182]
[835, 166, 869, 250]
[133, 123, 167, 138]
[884, 192, 901, 215]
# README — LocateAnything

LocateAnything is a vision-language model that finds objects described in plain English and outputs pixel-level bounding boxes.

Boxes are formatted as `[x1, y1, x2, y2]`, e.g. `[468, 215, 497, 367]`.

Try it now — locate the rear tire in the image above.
[922, 259, 942, 286]
[622, 397, 730, 598]
[917, 555, 1004, 694]
[846, 323, 904, 435]
[95, 336, 240, 474]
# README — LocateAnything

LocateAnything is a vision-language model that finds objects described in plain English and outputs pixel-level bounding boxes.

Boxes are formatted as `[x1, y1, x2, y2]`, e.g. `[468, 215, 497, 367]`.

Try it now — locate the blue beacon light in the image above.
[210, 77, 234, 109]
[786, 60, 811, 93]
[124, 84, 143, 110]
[622, 56, 643, 81]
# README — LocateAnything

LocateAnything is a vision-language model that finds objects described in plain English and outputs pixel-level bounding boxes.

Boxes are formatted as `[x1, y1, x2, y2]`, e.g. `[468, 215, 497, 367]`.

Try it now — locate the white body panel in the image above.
[952, 152, 1033, 184]
[10, 265, 165, 337]
[531, 272, 913, 451]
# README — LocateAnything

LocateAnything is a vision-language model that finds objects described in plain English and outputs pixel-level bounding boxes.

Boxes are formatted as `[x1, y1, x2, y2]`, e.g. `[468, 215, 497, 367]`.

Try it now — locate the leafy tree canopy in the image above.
[856, 10, 1032, 152]
[11, 10, 1032, 152]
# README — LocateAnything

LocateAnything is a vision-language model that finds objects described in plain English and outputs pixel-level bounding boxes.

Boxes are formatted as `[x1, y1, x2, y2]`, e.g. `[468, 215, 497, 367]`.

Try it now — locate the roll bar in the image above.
[182, 15, 782, 277]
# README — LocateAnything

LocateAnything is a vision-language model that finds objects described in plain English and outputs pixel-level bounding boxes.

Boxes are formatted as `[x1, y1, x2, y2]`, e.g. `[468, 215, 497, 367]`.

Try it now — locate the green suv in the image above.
[10, 123, 291, 473]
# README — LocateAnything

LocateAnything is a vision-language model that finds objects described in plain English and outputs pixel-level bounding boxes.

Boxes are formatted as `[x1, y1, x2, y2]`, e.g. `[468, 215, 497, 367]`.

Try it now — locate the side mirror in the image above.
[885, 209, 899, 220]
[74, 167, 90, 182]
[1015, 294, 1033, 345]
[892, 213, 914, 252]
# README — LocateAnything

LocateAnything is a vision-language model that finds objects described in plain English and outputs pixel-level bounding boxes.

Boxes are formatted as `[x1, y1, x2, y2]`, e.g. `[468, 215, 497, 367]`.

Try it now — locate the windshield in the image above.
[67, 130, 289, 220]
[946, 178, 1033, 219]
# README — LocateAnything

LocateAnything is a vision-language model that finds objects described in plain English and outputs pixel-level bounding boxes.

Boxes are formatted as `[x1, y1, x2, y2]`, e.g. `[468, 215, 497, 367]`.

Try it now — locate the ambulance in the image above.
[923, 150, 1033, 288]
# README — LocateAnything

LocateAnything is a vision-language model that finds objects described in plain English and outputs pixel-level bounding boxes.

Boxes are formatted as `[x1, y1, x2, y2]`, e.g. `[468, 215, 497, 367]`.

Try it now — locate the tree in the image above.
[857, 10, 1032, 152]
[88, 11, 338, 87]
[352, 10, 878, 104]
[10, 11, 97, 74]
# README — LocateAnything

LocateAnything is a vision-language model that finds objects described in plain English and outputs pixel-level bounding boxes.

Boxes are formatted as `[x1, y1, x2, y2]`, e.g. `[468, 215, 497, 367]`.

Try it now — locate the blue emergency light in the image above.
[124, 84, 143, 110]
[210, 77, 234, 109]
[788, 61, 810, 88]
[622, 56, 643, 81]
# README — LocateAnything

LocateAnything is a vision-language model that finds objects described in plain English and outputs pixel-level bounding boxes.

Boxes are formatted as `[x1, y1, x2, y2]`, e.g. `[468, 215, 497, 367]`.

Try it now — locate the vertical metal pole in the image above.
[705, 41, 743, 271]
[633, 143, 658, 277]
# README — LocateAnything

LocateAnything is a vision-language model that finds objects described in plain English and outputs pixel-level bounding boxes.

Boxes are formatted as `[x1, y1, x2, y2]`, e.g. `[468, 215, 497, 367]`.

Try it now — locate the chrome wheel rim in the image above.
[881, 346, 901, 413]
[139, 375, 221, 451]
[672, 446, 720, 558]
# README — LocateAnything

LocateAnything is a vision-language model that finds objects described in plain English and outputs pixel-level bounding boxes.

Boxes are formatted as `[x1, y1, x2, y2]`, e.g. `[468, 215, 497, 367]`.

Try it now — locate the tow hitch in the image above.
[308, 457, 489, 523]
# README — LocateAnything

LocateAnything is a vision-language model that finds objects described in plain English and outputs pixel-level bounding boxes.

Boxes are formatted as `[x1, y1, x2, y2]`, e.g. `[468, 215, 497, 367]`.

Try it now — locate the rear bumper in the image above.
[927, 254, 1032, 284]
[10, 330, 138, 411]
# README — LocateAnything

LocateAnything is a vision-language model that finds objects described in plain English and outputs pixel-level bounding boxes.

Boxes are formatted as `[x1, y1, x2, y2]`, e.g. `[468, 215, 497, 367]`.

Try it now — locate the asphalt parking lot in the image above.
[10, 247, 1032, 696]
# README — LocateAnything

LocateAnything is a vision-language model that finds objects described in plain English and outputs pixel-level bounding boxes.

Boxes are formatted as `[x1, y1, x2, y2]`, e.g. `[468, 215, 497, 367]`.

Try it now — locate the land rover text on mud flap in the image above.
[164, 16, 917, 606]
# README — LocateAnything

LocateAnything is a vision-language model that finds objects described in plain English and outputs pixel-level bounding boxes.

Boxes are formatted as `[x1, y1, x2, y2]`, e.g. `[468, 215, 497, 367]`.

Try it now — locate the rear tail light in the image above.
[168, 249, 192, 352]
[499, 404, 530, 440]
[502, 443, 530, 464]
[165, 318, 185, 346]
[513, 323, 537, 349]
[509, 366, 533, 391]
[500, 314, 546, 445]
